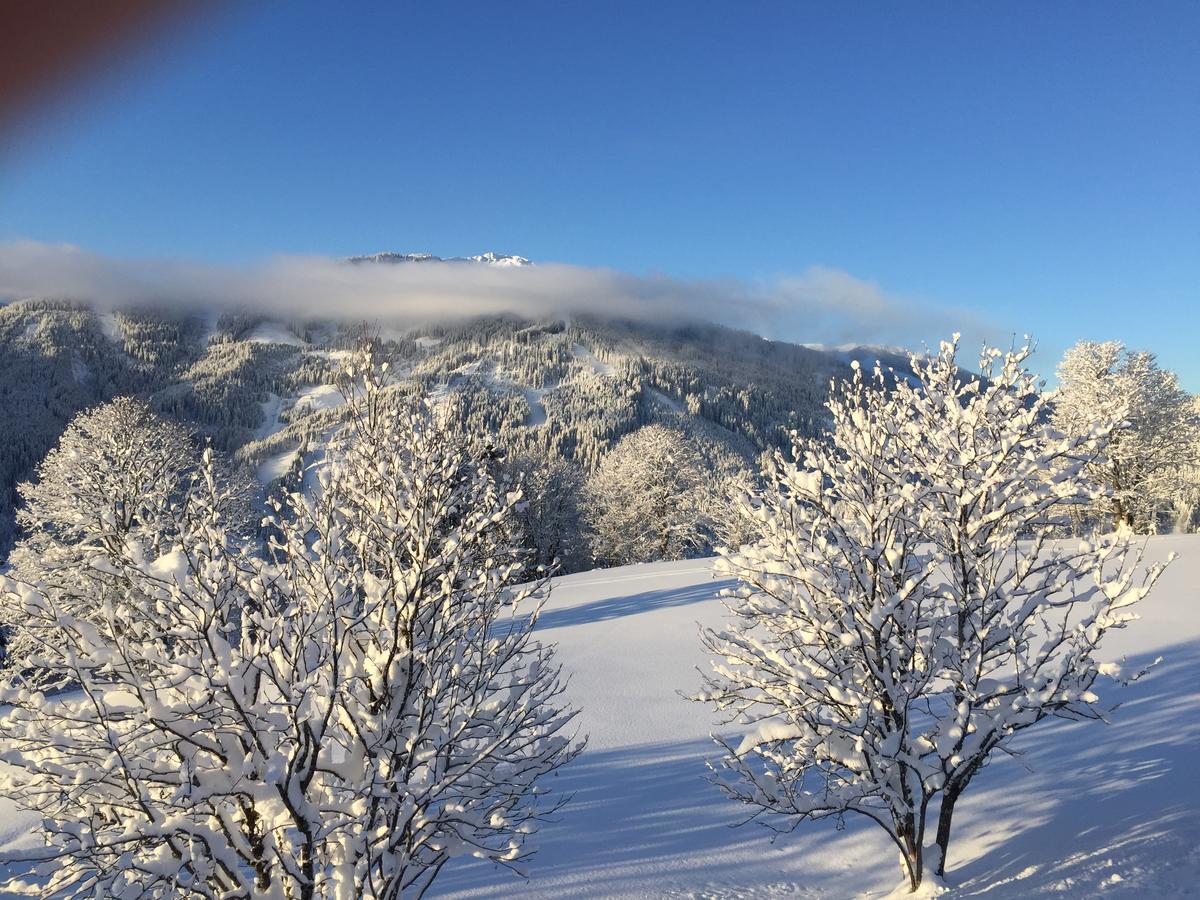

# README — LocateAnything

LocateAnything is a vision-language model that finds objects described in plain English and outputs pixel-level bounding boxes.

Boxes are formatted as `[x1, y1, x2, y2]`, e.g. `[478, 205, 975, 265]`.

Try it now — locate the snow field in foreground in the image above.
[0, 539, 1194, 898]
[432, 536, 1200, 898]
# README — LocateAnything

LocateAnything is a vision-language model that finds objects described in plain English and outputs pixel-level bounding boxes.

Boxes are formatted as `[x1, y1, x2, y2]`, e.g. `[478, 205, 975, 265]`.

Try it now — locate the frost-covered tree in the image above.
[700, 338, 1172, 892]
[503, 450, 588, 575]
[1, 397, 256, 686]
[0, 358, 580, 898]
[12, 397, 195, 566]
[708, 467, 765, 552]
[1167, 396, 1200, 534]
[1053, 340, 1200, 531]
[1, 398, 200, 683]
[584, 424, 710, 566]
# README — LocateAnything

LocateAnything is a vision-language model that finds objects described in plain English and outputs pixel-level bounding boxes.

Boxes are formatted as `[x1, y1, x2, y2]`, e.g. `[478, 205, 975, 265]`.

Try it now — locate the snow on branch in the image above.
[0, 350, 581, 898]
[698, 337, 1173, 892]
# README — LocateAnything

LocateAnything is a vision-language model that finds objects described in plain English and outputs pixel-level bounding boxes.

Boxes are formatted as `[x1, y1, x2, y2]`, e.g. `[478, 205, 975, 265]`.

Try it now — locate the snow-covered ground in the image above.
[432, 535, 1199, 899]
[0, 538, 1194, 897]
[197, 309, 221, 347]
[245, 321, 307, 347]
[572, 342, 614, 376]
[250, 385, 345, 483]
[256, 392, 289, 440]
[96, 311, 123, 344]
[256, 449, 299, 484]
[648, 387, 682, 413]
[521, 384, 556, 426]
[293, 383, 345, 414]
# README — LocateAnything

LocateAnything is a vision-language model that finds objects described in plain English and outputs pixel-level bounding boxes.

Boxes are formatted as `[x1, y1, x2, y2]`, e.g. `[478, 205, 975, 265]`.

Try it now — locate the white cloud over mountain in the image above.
[0, 240, 994, 349]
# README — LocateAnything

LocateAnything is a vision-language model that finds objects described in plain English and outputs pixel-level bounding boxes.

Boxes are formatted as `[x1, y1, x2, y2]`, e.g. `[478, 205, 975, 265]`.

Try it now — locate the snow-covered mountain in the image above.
[347, 250, 532, 266]
[0, 265, 916, 560]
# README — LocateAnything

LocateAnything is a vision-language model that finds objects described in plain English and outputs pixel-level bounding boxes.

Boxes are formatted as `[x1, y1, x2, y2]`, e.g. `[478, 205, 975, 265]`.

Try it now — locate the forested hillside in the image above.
[0, 289, 896, 562]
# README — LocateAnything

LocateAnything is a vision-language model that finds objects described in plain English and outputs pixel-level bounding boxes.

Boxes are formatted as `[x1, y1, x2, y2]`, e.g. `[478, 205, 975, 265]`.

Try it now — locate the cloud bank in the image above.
[0, 241, 993, 349]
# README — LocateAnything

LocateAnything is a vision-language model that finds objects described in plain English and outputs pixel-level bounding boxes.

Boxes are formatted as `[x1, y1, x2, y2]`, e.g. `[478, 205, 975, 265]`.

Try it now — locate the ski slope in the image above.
[432, 536, 1200, 898]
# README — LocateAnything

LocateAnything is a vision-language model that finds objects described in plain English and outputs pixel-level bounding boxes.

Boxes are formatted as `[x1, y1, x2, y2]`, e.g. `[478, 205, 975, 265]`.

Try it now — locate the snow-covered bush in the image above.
[584, 424, 711, 565]
[1052, 340, 1200, 532]
[699, 337, 1173, 892]
[0, 358, 580, 898]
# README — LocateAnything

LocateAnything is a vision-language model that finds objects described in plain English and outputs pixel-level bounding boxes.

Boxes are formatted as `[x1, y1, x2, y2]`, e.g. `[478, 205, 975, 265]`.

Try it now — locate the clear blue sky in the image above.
[3, 2, 1197, 387]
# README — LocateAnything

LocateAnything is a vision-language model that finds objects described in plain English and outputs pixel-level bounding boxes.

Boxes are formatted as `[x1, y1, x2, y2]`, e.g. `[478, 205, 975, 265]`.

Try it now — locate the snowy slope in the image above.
[245, 321, 307, 346]
[571, 342, 614, 376]
[0, 539, 1193, 897]
[432, 536, 1200, 899]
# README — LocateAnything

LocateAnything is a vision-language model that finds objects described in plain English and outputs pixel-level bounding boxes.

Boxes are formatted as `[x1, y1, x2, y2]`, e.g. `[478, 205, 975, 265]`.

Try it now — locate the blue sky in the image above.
[2, 2, 1197, 387]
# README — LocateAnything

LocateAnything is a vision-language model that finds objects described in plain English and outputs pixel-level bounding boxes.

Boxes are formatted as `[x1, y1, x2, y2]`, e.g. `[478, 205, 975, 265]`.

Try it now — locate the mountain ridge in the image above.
[346, 251, 532, 266]
[0, 273, 918, 560]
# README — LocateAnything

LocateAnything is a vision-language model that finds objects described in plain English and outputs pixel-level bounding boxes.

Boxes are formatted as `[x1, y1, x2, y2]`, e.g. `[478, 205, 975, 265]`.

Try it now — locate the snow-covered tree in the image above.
[1, 397, 256, 686]
[1167, 396, 1200, 534]
[584, 424, 710, 566]
[699, 338, 1172, 892]
[1053, 340, 1200, 531]
[0, 357, 580, 898]
[503, 450, 588, 575]
[11, 397, 195, 567]
[1, 399, 197, 683]
[708, 467, 765, 552]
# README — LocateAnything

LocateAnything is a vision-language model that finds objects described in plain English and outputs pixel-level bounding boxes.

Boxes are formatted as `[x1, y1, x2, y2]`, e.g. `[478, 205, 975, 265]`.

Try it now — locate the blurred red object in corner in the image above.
[0, 0, 202, 129]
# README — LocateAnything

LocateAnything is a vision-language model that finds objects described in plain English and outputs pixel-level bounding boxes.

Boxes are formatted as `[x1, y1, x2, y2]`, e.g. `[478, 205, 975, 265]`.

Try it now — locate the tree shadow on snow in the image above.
[429, 734, 893, 899]
[532, 579, 739, 632]
[944, 638, 1200, 897]
[433, 638, 1200, 898]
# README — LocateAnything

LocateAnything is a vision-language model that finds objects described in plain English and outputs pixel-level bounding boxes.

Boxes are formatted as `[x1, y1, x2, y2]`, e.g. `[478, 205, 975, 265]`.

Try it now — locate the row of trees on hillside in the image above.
[6, 297, 1199, 566]
[462, 336, 1200, 574]
[576, 337, 1200, 561]
[513, 333, 1200, 576]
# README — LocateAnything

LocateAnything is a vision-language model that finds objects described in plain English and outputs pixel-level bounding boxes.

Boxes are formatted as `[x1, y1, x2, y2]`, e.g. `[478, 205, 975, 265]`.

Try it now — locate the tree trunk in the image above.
[933, 786, 961, 877]
[1112, 497, 1132, 531]
[896, 818, 924, 892]
[904, 839, 923, 891]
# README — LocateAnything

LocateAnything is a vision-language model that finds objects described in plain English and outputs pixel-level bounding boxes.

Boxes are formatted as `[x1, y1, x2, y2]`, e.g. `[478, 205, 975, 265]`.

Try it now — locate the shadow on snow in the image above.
[434, 639, 1200, 898]
[531, 579, 738, 632]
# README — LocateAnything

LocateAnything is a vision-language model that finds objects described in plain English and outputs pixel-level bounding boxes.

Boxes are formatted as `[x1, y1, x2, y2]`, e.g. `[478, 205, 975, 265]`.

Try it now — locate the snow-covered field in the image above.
[432, 535, 1199, 899]
[0, 538, 1194, 897]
